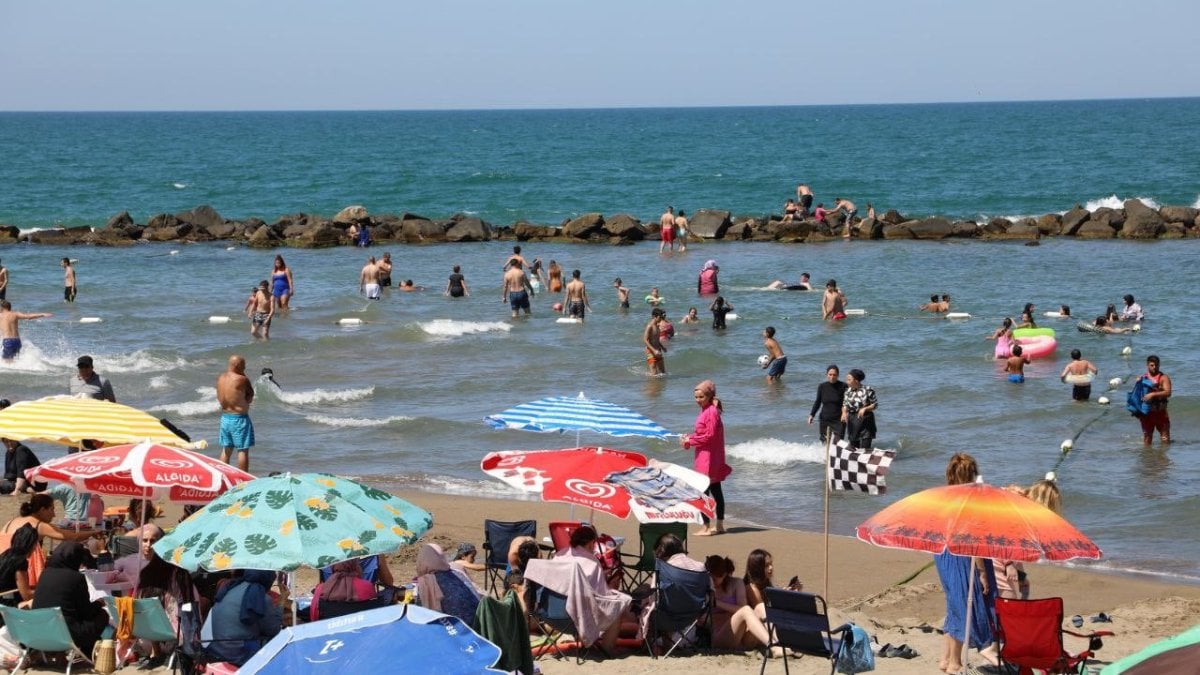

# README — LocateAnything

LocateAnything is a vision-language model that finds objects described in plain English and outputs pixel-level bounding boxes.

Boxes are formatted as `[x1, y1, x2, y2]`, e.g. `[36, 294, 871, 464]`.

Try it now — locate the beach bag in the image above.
[836, 623, 875, 674]
[1126, 377, 1151, 417]
[93, 639, 117, 675]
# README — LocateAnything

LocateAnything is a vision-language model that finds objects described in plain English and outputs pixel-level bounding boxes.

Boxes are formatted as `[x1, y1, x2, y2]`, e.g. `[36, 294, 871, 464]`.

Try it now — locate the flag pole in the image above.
[823, 429, 833, 603]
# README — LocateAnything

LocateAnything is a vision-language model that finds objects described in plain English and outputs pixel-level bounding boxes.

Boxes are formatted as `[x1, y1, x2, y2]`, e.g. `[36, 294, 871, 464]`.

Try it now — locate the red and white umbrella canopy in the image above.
[27, 441, 255, 504]
[481, 446, 714, 522]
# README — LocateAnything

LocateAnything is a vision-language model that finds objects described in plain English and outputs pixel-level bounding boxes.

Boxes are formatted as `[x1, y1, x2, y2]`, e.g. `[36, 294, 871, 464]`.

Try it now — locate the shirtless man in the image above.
[378, 252, 394, 288]
[0, 259, 8, 300]
[830, 198, 858, 238]
[796, 183, 814, 217]
[821, 279, 847, 320]
[245, 280, 275, 339]
[659, 206, 676, 253]
[503, 245, 530, 271]
[919, 294, 943, 313]
[1, 301, 52, 361]
[562, 270, 592, 321]
[613, 278, 630, 309]
[359, 256, 382, 300]
[1060, 349, 1098, 401]
[643, 309, 667, 375]
[674, 210, 689, 252]
[61, 258, 77, 302]
[1005, 345, 1030, 384]
[216, 355, 255, 471]
[939, 294, 951, 312]
[762, 326, 787, 383]
[502, 260, 534, 318]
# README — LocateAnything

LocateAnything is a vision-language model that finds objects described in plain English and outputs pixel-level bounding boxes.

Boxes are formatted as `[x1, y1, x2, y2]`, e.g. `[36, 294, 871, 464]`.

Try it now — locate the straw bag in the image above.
[93, 638, 117, 675]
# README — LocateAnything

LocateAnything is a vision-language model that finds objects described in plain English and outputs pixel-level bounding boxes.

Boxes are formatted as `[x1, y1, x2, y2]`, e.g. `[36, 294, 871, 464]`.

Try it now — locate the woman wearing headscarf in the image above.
[310, 560, 377, 620]
[207, 570, 282, 667]
[416, 543, 480, 627]
[682, 380, 732, 536]
[697, 260, 720, 296]
[0, 524, 39, 615]
[32, 542, 109, 655]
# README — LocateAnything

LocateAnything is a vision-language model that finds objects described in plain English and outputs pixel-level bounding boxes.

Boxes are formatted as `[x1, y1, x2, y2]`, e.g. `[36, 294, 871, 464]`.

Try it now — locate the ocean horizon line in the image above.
[2, 94, 1199, 115]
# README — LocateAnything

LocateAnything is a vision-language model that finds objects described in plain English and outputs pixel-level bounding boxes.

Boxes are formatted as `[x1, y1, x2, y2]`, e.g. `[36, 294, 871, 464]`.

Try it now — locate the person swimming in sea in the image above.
[767, 273, 811, 291]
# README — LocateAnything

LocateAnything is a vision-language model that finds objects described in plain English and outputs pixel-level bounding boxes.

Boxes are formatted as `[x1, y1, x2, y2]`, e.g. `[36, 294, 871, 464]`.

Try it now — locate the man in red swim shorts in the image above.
[659, 206, 676, 253]
[822, 279, 847, 320]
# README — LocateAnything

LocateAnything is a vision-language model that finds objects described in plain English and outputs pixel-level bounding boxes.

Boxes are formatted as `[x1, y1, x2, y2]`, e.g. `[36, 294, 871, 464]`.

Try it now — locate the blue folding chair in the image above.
[533, 586, 591, 664]
[103, 597, 178, 668]
[482, 519, 536, 595]
[644, 560, 712, 658]
[0, 606, 92, 675]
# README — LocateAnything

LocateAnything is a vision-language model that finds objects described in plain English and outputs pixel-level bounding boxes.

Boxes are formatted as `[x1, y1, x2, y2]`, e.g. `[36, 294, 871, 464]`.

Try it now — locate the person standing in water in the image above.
[659, 206, 676, 253]
[1060, 349, 1098, 401]
[761, 327, 787, 383]
[1139, 355, 1171, 445]
[808, 365, 848, 444]
[0, 301, 52, 361]
[643, 309, 667, 375]
[502, 260, 533, 318]
[821, 279, 847, 320]
[562, 270, 592, 321]
[61, 258, 77, 302]
[359, 256, 381, 300]
[547, 260, 563, 293]
[245, 280, 275, 339]
[377, 252, 393, 288]
[675, 210, 689, 252]
[613, 278, 630, 309]
[0, 259, 8, 301]
[710, 296, 732, 330]
[217, 355, 255, 472]
[445, 265, 469, 298]
[270, 255, 294, 310]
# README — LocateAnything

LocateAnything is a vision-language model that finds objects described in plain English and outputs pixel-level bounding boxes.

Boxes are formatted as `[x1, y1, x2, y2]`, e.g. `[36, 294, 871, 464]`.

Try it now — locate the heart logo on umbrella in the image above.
[76, 455, 120, 465]
[149, 458, 196, 469]
[565, 479, 617, 499]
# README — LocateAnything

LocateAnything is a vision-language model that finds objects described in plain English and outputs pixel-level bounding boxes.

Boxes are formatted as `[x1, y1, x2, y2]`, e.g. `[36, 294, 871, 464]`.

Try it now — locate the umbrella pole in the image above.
[134, 486, 149, 597]
[823, 430, 832, 603]
[962, 556, 976, 669]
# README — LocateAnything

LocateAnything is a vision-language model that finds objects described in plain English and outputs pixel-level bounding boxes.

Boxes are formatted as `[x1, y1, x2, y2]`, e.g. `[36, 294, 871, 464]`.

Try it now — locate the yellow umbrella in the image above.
[0, 396, 203, 449]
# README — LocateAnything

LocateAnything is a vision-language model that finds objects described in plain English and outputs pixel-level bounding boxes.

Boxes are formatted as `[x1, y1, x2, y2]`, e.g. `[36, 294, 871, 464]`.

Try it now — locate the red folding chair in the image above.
[547, 521, 583, 553]
[995, 597, 1113, 675]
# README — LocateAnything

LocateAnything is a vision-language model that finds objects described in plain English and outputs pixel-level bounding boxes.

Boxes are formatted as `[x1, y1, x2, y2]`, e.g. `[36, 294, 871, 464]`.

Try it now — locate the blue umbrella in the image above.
[237, 604, 503, 674]
[485, 392, 675, 441]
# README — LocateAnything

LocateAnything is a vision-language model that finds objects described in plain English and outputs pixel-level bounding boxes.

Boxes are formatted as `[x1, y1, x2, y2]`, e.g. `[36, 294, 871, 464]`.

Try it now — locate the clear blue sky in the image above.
[2, 0, 1197, 111]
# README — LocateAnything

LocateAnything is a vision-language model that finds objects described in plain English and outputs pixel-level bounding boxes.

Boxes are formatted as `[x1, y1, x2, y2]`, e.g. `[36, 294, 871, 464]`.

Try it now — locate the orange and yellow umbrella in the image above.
[0, 396, 200, 449]
[856, 482, 1101, 562]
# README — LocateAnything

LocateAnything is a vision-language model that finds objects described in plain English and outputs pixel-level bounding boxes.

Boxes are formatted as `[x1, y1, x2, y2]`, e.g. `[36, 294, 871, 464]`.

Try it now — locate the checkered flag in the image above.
[828, 441, 896, 495]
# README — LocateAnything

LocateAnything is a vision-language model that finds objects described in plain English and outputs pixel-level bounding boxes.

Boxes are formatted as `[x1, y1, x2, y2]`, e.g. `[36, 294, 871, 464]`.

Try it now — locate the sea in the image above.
[1, 99, 1198, 581]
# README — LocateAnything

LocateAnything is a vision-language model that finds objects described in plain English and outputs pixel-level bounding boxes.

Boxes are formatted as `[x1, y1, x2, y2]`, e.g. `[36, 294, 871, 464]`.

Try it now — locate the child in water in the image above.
[1005, 344, 1030, 383]
[710, 296, 733, 329]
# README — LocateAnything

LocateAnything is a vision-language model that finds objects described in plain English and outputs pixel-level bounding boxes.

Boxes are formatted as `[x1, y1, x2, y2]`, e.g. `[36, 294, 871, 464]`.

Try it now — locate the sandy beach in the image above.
[1, 488, 1198, 674]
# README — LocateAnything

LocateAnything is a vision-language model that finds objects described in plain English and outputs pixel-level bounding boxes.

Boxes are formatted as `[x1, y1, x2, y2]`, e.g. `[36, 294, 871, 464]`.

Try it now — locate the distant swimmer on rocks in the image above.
[445, 265, 469, 298]
[613, 278, 630, 309]
[245, 280, 275, 339]
[0, 301, 51, 362]
[562, 269, 591, 321]
[502, 259, 533, 318]
[829, 198, 858, 238]
[659, 206, 676, 253]
[821, 279, 847, 320]
[643, 308, 667, 375]
[61, 257, 77, 302]
[217, 355, 255, 472]
[675, 210, 689, 252]
[782, 198, 799, 222]
[377, 252, 393, 288]
[1004, 345, 1030, 383]
[1060, 349, 1098, 401]
[359, 256, 382, 300]
[767, 273, 811, 291]
[761, 326, 787, 383]
[271, 255, 294, 308]
[795, 183, 814, 217]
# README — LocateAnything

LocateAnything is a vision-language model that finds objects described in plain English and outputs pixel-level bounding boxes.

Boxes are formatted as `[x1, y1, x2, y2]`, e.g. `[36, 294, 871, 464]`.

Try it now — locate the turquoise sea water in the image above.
[1, 101, 1199, 579]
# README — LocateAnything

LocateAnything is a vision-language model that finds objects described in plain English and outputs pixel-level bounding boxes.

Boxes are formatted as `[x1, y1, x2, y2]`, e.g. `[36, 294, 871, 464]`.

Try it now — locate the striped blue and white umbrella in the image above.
[484, 393, 676, 440]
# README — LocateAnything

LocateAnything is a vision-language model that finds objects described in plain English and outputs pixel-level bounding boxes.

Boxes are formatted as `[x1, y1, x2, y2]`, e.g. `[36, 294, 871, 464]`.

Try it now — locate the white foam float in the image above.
[169, 250, 179, 256]
[556, 317, 582, 324]
[225, 246, 237, 251]
[1121, 346, 1132, 355]
[79, 317, 102, 324]
[1108, 377, 1122, 389]
[338, 318, 363, 326]
[1097, 396, 1110, 405]
[946, 312, 972, 320]
[1132, 324, 1142, 332]
[844, 309, 866, 316]
[725, 312, 739, 320]
[1043, 311, 1064, 318]
[208, 316, 231, 324]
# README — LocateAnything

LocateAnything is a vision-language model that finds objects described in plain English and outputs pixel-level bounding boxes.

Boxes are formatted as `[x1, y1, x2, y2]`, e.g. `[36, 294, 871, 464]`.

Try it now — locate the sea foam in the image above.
[152, 388, 220, 417]
[304, 414, 413, 428]
[260, 382, 375, 405]
[1084, 194, 1160, 211]
[419, 319, 512, 337]
[726, 438, 828, 466]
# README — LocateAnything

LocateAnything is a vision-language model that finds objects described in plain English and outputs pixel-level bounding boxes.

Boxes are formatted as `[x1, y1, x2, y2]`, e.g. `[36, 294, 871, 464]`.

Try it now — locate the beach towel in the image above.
[1127, 376, 1152, 417]
[605, 466, 704, 513]
[474, 590, 534, 675]
[114, 596, 135, 641]
[525, 558, 631, 647]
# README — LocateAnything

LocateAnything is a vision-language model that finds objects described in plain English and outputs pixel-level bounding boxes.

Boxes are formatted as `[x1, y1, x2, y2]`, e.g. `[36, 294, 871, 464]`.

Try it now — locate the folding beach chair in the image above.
[643, 560, 712, 659]
[533, 586, 591, 664]
[482, 519, 536, 595]
[619, 521, 687, 593]
[311, 596, 387, 621]
[758, 588, 850, 675]
[0, 606, 93, 675]
[995, 597, 1113, 674]
[102, 596, 181, 669]
[547, 521, 583, 553]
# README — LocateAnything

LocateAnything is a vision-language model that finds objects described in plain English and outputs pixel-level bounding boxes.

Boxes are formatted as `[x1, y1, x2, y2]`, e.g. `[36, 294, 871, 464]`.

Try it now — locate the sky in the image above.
[2, 0, 1198, 111]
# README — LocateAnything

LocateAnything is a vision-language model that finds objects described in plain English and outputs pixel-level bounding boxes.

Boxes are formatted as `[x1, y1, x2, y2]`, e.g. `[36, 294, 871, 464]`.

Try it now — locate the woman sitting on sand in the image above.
[743, 548, 774, 616]
[704, 554, 777, 653]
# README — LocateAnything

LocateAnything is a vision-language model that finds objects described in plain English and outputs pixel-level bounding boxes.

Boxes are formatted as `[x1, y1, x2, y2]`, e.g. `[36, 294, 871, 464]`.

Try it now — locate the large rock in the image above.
[334, 205, 368, 224]
[880, 209, 905, 225]
[907, 217, 955, 240]
[203, 221, 237, 239]
[400, 216, 446, 241]
[1075, 221, 1116, 239]
[562, 213, 605, 239]
[83, 229, 136, 246]
[989, 222, 1040, 239]
[882, 222, 915, 239]
[29, 227, 92, 245]
[1091, 207, 1124, 230]
[513, 221, 558, 240]
[1159, 205, 1199, 224]
[144, 223, 193, 241]
[105, 211, 135, 230]
[1061, 205, 1090, 235]
[983, 218, 1012, 234]
[772, 220, 815, 241]
[863, 217, 885, 239]
[1120, 199, 1164, 239]
[0, 225, 19, 245]
[688, 209, 731, 239]
[290, 222, 342, 248]
[1036, 213, 1062, 236]
[725, 221, 753, 240]
[146, 213, 183, 230]
[445, 216, 492, 242]
[951, 221, 980, 238]
[602, 214, 643, 240]
[175, 205, 224, 230]
[1161, 222, 1188, 239]
[247, 224, 281, 248]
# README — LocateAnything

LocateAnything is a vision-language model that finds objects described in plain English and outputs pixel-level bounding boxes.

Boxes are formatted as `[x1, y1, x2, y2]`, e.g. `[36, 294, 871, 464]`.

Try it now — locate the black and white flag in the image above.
[828, 442, 896, 495]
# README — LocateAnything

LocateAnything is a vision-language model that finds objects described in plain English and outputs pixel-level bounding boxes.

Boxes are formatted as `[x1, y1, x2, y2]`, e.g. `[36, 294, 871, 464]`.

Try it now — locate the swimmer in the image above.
[782, 198, 799, 222]
[359, 256, 382, 300]
[245, 280, 275, 339]
[659, 312, 675, 342]
[821, 279, 846, 320]
[1060, 349, 1097, 401]
[1017, 303, 1037, 329]
[1005, 344, 1030, 383]
[1058, 305, 1071, 318]
[939, 294, 951, 312]
[562, 270, 591, 321]
[710, 296, 733, 330]
[1118, 294, 1144, 322]
[399, 280, 424, 292]
[681, 307, 700, 324]
[643, 308, 667, 375]
[645, 287, 665, 306]
[659, 206, 676, 253]
[762, 326, 787, 383]
[271, 255, 294, 309]
[377, 252, 393, 288]
[1092, 316, 1133, 334]
[0, 300, 52, 361]
[260, 367, 282, 389]
[503, 245, 529, 272]
[613, 278, 630, 309]
[502, 259, 534, 318]
[919, 294, 942, 313]
[767, 272, 811, 291]
[675, 210, 689, 252]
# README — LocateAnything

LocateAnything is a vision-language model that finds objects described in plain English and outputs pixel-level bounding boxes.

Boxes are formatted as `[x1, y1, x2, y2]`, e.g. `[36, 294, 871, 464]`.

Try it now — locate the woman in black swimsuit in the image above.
[445, 265, 469, 298]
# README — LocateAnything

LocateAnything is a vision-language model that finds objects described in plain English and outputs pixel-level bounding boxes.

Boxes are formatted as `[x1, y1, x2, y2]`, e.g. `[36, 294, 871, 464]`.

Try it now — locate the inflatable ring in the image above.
[1015, 335, 1057, 360]
[1012, 327, 1056, 339]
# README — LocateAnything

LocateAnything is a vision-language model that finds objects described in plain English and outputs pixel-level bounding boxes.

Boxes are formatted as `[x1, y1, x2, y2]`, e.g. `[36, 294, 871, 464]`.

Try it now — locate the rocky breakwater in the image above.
[4, 200, 1199, 248]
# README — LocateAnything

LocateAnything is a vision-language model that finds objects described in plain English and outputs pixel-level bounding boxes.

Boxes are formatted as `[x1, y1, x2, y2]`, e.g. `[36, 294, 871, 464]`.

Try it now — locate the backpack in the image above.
[836, 623, 875, 674]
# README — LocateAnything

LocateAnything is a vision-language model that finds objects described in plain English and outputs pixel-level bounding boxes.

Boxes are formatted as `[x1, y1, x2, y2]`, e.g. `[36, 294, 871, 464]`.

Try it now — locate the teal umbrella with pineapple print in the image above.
[153, 473, 432, 572]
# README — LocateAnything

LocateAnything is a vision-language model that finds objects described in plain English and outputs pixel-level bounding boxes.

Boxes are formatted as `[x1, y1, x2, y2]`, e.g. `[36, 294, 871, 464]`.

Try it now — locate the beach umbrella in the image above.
[153, 472, 432, 572]
[25, 440, 254, 504]
[1101, 624, 1200, 674]
[484, 392, 676, 442]
[856, 481, 1101, 669]
[481, 447, 714, 522]
[0, 395, 201, 449]
[237, 604, 504, 674]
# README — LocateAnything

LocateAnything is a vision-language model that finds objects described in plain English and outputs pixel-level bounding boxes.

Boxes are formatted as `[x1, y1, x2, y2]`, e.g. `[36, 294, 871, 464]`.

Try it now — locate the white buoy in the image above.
[1121, 346, 1132, 356]
[1108, 377, 1122, 389]
[225, 246, 237, 251]
[79, 317, 102, 324]
[1132, 324, 1141, 332]
[169, 250, 179, 256]
[337, 318, 363, 326]
[725, 312, 739, 320]
[1097, 396, 1110, 405]
[208, 316, 231, 324]
[1043, 311, 1063, 318]
[946, 312, 972, 320]
[1045, 471, 1057, 481]
[1060, 439, 1073, 451]
[844, 308, 867, 316]
[556, 317, 581, 324]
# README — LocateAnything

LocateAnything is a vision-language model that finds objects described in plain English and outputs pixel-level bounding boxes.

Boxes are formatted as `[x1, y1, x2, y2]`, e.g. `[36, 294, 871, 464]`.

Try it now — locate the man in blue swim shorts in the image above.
[216, 355, 255, 471]
[502, 260, 534, 318]
[1005, 345, 1029, 384]
[1, 301, 53, 362]
[762, 326, 787, 383]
